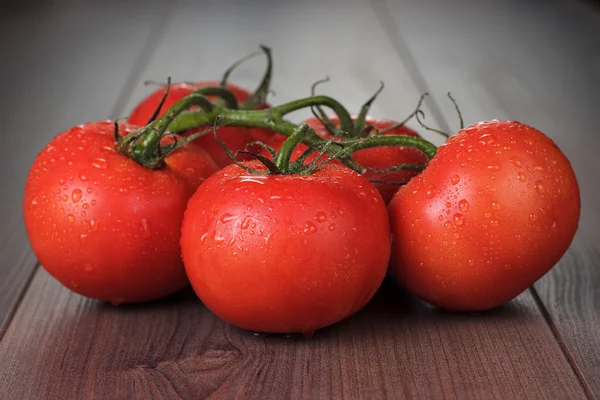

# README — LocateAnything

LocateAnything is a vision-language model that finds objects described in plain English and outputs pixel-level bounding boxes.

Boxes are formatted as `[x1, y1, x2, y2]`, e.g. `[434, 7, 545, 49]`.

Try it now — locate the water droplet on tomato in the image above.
[445, 202, 452, 208]
[468, 259, 475, 266]
[71, 188, 82, 203]
[90, 218, 98, 231]
[530, 213, 538, 222]
[535, 180, 545, 194]
[426, 187, 436, 199]
[84, 263, 93, 272]
[219, 213, 236, 224]
[80, 233, 88, 244]
[70, 280, 79, 288]
[451, 175, 460, 185]
[315, 211, 327, 222]
[303, 222, 317, 235]
[453, 213, 464, 226]
[487, 165, 500, 171]
[511, 159, 522, 168]
[67, 214, 75, 223]
[518, 172, 527, 182]
[490, 220, 499, 227]
[31, 197, 38, 207]
[241, 217, 251, 229]
[91, 158, 107, 169]
[328, 223, 336, 231]
[438, 215, 444, 221]
[444, 221, 452, 229]
[491, 202, 501, 211]
[551, 221, 557, 229]
[458, 199, 469, 212]
[212, 230, 225, 242]
[139, 219, 151, 238]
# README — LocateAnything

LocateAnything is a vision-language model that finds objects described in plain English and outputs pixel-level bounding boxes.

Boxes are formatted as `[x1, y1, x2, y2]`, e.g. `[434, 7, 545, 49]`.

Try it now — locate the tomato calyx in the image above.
[215, 123, 363, 175]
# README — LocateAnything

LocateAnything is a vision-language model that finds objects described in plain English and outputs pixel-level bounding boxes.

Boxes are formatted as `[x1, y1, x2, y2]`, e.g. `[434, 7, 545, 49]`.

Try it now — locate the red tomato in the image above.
[262, 117, 428, 203]
[180, 161, 391, 336]
[388, 121, 580, 311]
[23, 121, 219, 303]
[128, 82, 272, 168]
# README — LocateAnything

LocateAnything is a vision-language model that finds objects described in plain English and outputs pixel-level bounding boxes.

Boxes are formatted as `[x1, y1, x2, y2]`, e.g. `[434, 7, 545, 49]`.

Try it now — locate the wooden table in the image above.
[1, 0, 598, 398]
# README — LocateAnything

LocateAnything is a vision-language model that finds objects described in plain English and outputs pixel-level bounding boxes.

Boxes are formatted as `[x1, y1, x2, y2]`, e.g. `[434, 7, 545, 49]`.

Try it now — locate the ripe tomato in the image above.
[23, 121, 219, 303]
[388, 121, 580, 311]
[128, 82, 271, 168]
[180, 161, 391, 336]
[263, 117, 428, 203]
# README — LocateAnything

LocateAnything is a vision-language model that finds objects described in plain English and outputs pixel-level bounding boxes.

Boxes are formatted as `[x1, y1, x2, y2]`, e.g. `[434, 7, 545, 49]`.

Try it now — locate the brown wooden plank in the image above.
[0, 0, 588, 398]
[375, 0, 600, 396]
[0, 1, 169, 330]
[0, 269, 586, 399]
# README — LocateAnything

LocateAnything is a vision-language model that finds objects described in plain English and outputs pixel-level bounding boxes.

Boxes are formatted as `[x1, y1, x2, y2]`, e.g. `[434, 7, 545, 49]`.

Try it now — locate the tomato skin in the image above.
[23, 121, 219, 303]
[263, 117, 428, 203]
[388, 121, 580, 311]
[128, 82, 271, 168]
[180, 161, 391, 334]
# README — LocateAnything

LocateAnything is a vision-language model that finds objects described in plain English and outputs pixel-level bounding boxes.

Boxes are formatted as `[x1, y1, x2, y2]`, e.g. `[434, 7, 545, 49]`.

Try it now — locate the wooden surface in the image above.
[0, 0, 598, 398]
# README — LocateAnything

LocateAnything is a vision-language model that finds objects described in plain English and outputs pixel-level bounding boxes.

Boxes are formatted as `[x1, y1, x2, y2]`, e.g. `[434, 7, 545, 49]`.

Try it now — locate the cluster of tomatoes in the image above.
[23, 50, 580, 337]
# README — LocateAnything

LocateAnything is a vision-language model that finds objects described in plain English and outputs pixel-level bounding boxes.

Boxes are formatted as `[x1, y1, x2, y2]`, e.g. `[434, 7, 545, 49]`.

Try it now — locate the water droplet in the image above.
[438, 215, 444, 221]
[61, 195, 68, 202]
[444, 221, 452, 229]
[82, 203, 89, 209]
[219, 213, 236, 224]
[453, 213, 464, 225]
[491, 202, 501, 211]
[530, 213, 538, 222]
[84, 263, 93, 272]
[71, 188, 82, 203]
[535, 180, 545, 194]
[67, 214, 75, 223]
[458, 199, 469, 212]
[487, 165, 500, 171]
[445, 202, 452, 208]
[451, 175, 460, 185]
[70, 280, 79, 288]
[511, 159, 522, 168]
[212, 230, 225, 242]
[241, 217, 251, 229]
[534, 165, 545, 172]
[478, 133, 496, 145]
[328, 223, 335, 231]
[518, 172, 526, 182]
[139, 219, 151, 238]
[490, 220, 499, 227]
[80, 174, 88, 182]
[303, 222, 317, 235]
[31, 197, 38, 207]
[468, 259, 475, 266]
[91, 158, 107, 169]
[315, 211, 327, 222]
[90, 218, 98, 231]
[80, 233, 88, 244]
[551, 221, 557, 229]
[426, 187, 436, 199]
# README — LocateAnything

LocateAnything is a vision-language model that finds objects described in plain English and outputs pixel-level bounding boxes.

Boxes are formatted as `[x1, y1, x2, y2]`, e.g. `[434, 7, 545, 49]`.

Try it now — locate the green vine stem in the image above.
[117, 91, 438, 172]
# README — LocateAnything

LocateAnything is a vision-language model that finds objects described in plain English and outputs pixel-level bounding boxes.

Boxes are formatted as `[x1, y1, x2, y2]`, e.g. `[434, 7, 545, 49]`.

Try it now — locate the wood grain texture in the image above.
[0, 0, 589, 398]
[375, 0, 600, 396]
[0, 270, 587, 399]
[0, 1, 169, 330]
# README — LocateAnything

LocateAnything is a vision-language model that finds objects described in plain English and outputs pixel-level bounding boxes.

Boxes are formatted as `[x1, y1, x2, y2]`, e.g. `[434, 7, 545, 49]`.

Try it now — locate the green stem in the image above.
[168, 95, 354, 135]
[343, 134, 437, 160]
[273, 124, 309, 172]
